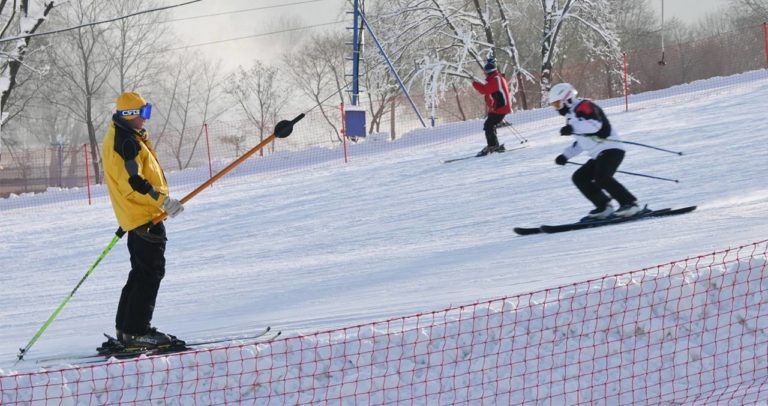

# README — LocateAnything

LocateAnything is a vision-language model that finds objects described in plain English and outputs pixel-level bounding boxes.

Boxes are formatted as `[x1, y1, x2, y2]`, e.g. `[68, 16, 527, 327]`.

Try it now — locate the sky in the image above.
[650, 0, 731, 22]
[159, 0, 732, 72]
[163, 0, 347, 71]
[0, 68, 767, 403]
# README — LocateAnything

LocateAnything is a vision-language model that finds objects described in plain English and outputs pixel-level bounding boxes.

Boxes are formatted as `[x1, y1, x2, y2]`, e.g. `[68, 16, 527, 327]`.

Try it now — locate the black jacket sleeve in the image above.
[113, 125, 155, 195]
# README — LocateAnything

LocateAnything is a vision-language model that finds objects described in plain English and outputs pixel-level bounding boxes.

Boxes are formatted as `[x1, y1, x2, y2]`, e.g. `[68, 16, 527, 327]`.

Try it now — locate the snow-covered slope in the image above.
[1, 72, 767, 403]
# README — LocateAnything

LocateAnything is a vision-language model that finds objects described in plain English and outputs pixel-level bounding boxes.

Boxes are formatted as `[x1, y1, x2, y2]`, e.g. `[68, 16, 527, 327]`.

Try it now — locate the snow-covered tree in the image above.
[0, 0, 56, 160]
[493, 0, 534, 109]
[362, 0, 623, 110]
[0, 0, 55, 114]
[353, 0, 417, 133]
[540, 0, 623, 106]
[365, 0, 534, 115]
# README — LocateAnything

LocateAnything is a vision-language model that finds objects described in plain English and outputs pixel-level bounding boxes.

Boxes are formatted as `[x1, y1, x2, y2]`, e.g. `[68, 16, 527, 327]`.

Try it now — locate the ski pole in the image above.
[584, 135, 683, 155]
[15, 230, 125, 362]
[612, 139, 683, 155]
[502, 120, 528, 144]
[16, 114, 304, 362]
[565, 161, 679, 183]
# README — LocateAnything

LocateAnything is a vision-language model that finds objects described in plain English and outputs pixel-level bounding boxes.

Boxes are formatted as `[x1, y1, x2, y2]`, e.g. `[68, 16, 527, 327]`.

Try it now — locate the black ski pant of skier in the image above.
[483, 113, 506, 147]
[572, 149, 636, 208]
[116, 221, 167, 336]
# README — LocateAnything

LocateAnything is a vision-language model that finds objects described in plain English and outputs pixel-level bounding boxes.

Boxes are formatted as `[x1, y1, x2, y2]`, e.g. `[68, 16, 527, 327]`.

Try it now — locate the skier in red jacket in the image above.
[472, 56, 512, 156]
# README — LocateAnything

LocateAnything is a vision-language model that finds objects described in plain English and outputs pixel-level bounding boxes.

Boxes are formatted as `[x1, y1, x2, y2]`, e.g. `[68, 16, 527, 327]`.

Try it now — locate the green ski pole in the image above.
[16, 229, 124, 362]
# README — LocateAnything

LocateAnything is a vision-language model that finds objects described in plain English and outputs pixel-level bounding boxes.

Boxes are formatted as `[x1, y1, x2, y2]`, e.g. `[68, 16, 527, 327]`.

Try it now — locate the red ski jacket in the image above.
[472, 71, 512, 115]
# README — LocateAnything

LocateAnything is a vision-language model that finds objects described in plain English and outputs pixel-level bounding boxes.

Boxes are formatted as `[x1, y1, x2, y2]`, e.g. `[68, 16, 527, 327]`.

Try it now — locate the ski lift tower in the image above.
[344, 0, 367, 139]
[345, 0, 427, 141]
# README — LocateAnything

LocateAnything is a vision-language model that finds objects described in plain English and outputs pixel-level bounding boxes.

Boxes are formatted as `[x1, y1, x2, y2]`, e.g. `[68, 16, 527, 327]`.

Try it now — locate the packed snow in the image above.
[1, 72, 767, 404]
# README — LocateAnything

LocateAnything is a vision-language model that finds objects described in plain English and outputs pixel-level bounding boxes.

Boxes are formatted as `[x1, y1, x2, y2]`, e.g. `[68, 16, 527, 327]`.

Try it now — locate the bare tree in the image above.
[152, 56, 227, 170]
[105, 0, 171, 93]
[733, 0, 768, 18]
[45, 0, 114, 184]
[611, 0, 658, 50]
[225, 61, 289, 155]
[284, 32, 347, 141]
[218, 133, 248, 157]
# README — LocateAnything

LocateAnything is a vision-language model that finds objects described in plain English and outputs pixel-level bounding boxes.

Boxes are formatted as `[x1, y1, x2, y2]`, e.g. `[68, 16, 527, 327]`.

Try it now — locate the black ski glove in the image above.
[555, 154, 568, 166]
[560, 125, 573, 136]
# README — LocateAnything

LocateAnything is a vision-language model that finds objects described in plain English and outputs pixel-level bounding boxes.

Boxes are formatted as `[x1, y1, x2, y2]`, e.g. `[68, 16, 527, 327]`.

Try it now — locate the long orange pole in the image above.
[152, 133, 275, 224]
[152, 112, 304, 223]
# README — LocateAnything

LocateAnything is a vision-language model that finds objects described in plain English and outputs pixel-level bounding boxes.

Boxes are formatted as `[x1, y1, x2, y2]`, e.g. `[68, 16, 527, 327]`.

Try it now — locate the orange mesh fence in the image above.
[2, 241, 767, 404]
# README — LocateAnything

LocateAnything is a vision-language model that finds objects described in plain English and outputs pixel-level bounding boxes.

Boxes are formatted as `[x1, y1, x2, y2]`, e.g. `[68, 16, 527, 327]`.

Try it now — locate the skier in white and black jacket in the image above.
[548, 83, 641, 219]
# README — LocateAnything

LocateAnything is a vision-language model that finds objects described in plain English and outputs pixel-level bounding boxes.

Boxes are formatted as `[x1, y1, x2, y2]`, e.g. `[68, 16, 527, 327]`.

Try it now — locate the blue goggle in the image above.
[118, 103, 152, 120]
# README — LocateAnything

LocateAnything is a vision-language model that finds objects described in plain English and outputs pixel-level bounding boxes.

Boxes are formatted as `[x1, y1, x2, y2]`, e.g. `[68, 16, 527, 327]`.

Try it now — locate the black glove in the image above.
[559, 125, 573, 136]
[555, 154, 568, 166]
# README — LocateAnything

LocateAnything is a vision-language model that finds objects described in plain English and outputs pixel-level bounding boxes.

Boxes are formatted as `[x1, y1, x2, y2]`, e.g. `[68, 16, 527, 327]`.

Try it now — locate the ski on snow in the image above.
[33, 326, 279, 365]
[441, 144, 528, 164]
[513, 206, 697, 235]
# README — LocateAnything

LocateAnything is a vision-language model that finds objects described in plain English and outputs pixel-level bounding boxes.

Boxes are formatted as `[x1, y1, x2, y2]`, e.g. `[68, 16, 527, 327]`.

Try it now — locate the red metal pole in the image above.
[763, 22, 768, 68]
[340, 103, 348, 164]
[83, 143, 92, 205]
[204, 123, 213, 182]
[623, 52, 629, 112]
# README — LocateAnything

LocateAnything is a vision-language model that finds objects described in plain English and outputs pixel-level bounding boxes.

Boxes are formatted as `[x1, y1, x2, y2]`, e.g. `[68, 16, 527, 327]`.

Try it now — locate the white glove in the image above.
[161, 196, 184, 218]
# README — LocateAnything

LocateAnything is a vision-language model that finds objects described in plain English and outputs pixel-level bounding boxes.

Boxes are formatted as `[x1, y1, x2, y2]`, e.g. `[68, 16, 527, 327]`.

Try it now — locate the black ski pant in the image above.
[572, 149, 637, 208]
[116, 221, 167, 336]
[483, 113, 506, 147]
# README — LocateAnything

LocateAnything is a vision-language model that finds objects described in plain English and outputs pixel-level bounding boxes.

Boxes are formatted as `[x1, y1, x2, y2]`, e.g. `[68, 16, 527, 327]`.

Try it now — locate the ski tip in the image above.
[15, 349, 26, 363]
[513, 227, 543, 236]
[672, 205, 697, 213]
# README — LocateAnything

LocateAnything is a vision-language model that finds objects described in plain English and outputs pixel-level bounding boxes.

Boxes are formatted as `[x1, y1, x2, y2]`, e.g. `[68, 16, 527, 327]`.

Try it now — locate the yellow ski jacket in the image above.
[102, 116, 169, 232]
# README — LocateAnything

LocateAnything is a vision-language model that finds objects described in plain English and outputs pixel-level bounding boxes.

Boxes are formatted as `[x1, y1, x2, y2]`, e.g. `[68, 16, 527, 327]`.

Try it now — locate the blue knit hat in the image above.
[484, 57, 497, 73]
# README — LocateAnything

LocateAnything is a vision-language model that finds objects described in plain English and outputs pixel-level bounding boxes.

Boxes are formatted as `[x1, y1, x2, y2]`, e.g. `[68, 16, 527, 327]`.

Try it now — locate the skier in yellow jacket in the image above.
[102, 91, 184, 348]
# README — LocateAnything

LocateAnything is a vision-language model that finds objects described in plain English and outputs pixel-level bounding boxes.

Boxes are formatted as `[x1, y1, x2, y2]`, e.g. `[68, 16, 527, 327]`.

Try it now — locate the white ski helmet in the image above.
[547, 83, 578, 106]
